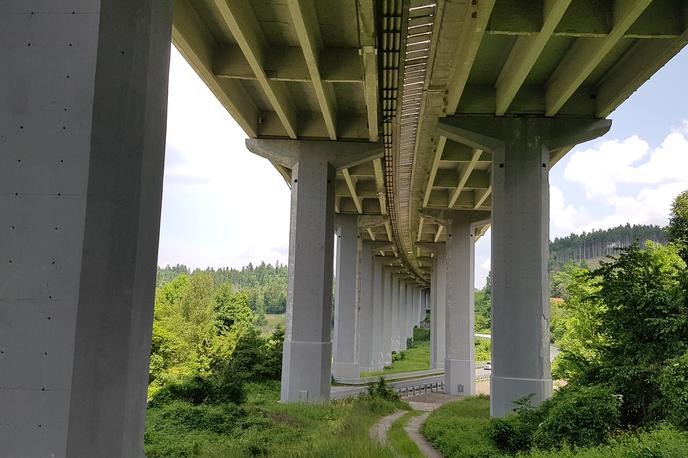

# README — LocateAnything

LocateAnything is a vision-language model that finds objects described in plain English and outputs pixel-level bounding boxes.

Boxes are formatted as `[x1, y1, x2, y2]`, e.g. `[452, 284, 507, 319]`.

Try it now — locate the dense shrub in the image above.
[366, 377, 401, 402]
[533, 385, 622, 450]
[149, 374, 244, 407]
[488, 395, 548, 454]
[489, 385, 622, 453]
[658, 350, 688, 429]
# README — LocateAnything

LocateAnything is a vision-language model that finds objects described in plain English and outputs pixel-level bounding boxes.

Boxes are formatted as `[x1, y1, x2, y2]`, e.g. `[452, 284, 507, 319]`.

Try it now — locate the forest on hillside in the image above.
[157, 262, 288, 315]
[549, 223, 667, 270]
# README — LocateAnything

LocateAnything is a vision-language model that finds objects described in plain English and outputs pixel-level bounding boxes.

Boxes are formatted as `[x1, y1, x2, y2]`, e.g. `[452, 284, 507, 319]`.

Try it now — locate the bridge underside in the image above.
[1, 0, 686, 456]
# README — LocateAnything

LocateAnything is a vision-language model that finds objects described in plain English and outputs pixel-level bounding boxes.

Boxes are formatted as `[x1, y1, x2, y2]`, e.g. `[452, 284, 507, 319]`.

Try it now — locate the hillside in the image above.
[549, 224, 667, 270]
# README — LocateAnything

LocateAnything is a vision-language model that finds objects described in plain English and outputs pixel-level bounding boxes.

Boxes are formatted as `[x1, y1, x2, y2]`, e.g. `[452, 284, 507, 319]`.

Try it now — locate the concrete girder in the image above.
[245, 139, 383, 171]
[287, 0, 338, 140]
[214, 0, 298, 138]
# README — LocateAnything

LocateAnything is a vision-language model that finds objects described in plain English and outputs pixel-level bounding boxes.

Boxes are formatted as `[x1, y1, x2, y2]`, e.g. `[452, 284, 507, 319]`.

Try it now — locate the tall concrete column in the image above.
[0, 2, 172, 456]
[398, 281, 408, 349]
[406, 284, 415, 341]
[248, 135, 383, 404]
[332, 215, 359, 379]
[371, 258, 385, 371]
[280, 154, 336, 402]
[382, 267, 393, 365]
[390, 275, 400, 351]
[431, 248, 447, 369]
[443, 212, 489, 396]
[435, 116, 610, 416]
[357, 241, 374, 372]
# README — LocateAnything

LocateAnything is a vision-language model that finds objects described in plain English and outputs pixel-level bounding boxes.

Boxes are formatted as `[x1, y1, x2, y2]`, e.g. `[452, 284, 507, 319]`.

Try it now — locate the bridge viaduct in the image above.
[2, 0, 687, 455]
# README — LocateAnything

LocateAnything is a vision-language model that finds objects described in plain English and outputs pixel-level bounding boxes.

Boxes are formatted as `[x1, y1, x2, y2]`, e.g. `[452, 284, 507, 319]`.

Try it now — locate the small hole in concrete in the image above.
[62, 126, 66, 130]
[19, 126, 23, 129]
[294, 179, 298, 183]
[43, 352, 47, 356]
[41, 388, 45, 391]
[27, 42, 31, 46]
[499, 163, 504, 168]
[8, 260, 12, 264]
[47, 316, 51, 320]
[68, 43, 72, 47]
[57, 193, 61, 196]
[542, 163, 546, 167]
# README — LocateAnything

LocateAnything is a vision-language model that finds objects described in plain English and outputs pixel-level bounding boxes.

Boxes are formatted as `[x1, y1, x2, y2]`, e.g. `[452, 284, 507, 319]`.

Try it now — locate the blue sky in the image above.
[158, 47, 688, 288]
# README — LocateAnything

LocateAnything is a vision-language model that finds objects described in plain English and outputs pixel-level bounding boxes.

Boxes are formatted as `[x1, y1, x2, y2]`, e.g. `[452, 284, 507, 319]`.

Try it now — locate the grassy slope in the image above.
[145, 381, 401, 458]
[388, 411, 424, 458]
[260, 313, 285, 334]
[362, 327, 431, 377]
[422, 396, 688, 458]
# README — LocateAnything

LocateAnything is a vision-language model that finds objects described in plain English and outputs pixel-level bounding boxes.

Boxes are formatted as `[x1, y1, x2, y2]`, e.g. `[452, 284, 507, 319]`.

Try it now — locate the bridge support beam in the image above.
[382, 267, 393, 366]
[371, 258, 385, 371]
[390, 275, 401, 352]
[333, 215, 359, 380]
[357, 241, 374, 372]
[437, 116, 611, 416]
[0, 2, 172, 456]
[445, 212, 489, 396]
[399, 281, 408, 349]
[247, 138, 382, 403]
[431, 248, 447, 369]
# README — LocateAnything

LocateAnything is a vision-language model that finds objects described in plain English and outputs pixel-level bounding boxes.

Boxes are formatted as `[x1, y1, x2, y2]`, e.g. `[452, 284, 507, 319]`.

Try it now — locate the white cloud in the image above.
[480, 257, 490, 271]
[564, 136, 649, 197]
[550, 185, 581, 235]
[157, 48, 291, 270]
[562, 127, 688, 233]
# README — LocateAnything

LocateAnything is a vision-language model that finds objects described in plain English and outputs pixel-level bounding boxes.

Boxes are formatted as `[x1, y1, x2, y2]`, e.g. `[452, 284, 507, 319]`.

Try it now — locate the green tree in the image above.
[668, 190, 688, 263]
[567, 242, 688, 425]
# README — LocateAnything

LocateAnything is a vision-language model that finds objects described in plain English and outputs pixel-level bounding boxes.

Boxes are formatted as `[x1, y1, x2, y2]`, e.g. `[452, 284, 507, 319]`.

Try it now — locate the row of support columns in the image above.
[250, 116, 610, 414]
[0, 5, 613, 450]
[332, 215, 426, 379]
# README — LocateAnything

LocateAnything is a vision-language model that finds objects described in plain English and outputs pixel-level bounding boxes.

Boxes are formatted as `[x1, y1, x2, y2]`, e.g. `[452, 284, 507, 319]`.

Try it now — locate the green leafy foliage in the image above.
[668, 190, 688, 264]
[657, 350, 688, 429]
[366, 377, 401, 402]
[532, 385, 622, 450]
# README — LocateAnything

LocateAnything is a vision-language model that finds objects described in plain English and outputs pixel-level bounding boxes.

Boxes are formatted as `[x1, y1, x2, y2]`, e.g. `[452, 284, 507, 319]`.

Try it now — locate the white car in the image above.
[483, 361, 492, 370]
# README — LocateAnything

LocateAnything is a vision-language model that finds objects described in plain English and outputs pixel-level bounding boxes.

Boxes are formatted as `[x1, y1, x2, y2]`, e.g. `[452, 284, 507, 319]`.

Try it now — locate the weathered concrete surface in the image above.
[333, 215, 360, 379]
[0, 1, 172, 456]
[279, 153, 336, 403]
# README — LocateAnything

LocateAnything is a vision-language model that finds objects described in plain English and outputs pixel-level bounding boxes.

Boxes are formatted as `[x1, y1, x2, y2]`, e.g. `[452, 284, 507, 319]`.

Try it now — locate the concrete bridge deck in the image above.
[2, 1, 686, 455]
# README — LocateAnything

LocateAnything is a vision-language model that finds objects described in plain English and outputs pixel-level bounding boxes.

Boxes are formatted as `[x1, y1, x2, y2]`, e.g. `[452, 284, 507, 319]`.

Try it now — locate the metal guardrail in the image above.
[396, 381, 445, 398]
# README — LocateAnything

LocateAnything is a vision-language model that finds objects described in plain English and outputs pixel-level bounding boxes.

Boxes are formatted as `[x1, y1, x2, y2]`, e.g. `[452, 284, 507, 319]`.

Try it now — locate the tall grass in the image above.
[145, 381, 403, 457]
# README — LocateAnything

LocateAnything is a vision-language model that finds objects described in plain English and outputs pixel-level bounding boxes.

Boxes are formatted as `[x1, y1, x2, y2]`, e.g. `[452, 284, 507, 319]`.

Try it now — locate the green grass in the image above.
[422, 395, 504, 458]
[362, 328, 431, 377]
[145, 381, 403, 457]
[260, 313, 285, 335]
[362, 340, 431, 377]
[422, 396, 688, 458]
[388, 411, 424, 458]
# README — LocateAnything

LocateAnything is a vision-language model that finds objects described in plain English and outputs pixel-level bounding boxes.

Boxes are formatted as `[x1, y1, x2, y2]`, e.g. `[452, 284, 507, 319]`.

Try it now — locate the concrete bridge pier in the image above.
[443, 211, 490, 396]
[0, 2, 172, 456]
[357, 241, 374, 372]
[398, 281, 408, 349]
[332, 215, 359, 379]
[430, 248, 447, 369]
[390, 275, 401, 352]
[382, 266, 393, 366]
[246, 139, 382, 403]
[370, 258, 385, 371]
[436, 116, 611, 416]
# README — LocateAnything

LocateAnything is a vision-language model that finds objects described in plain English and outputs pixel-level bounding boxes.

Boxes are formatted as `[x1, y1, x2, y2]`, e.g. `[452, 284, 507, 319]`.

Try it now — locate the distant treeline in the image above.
[157, 262, 288, 314]
[550, 224, 668, 269]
